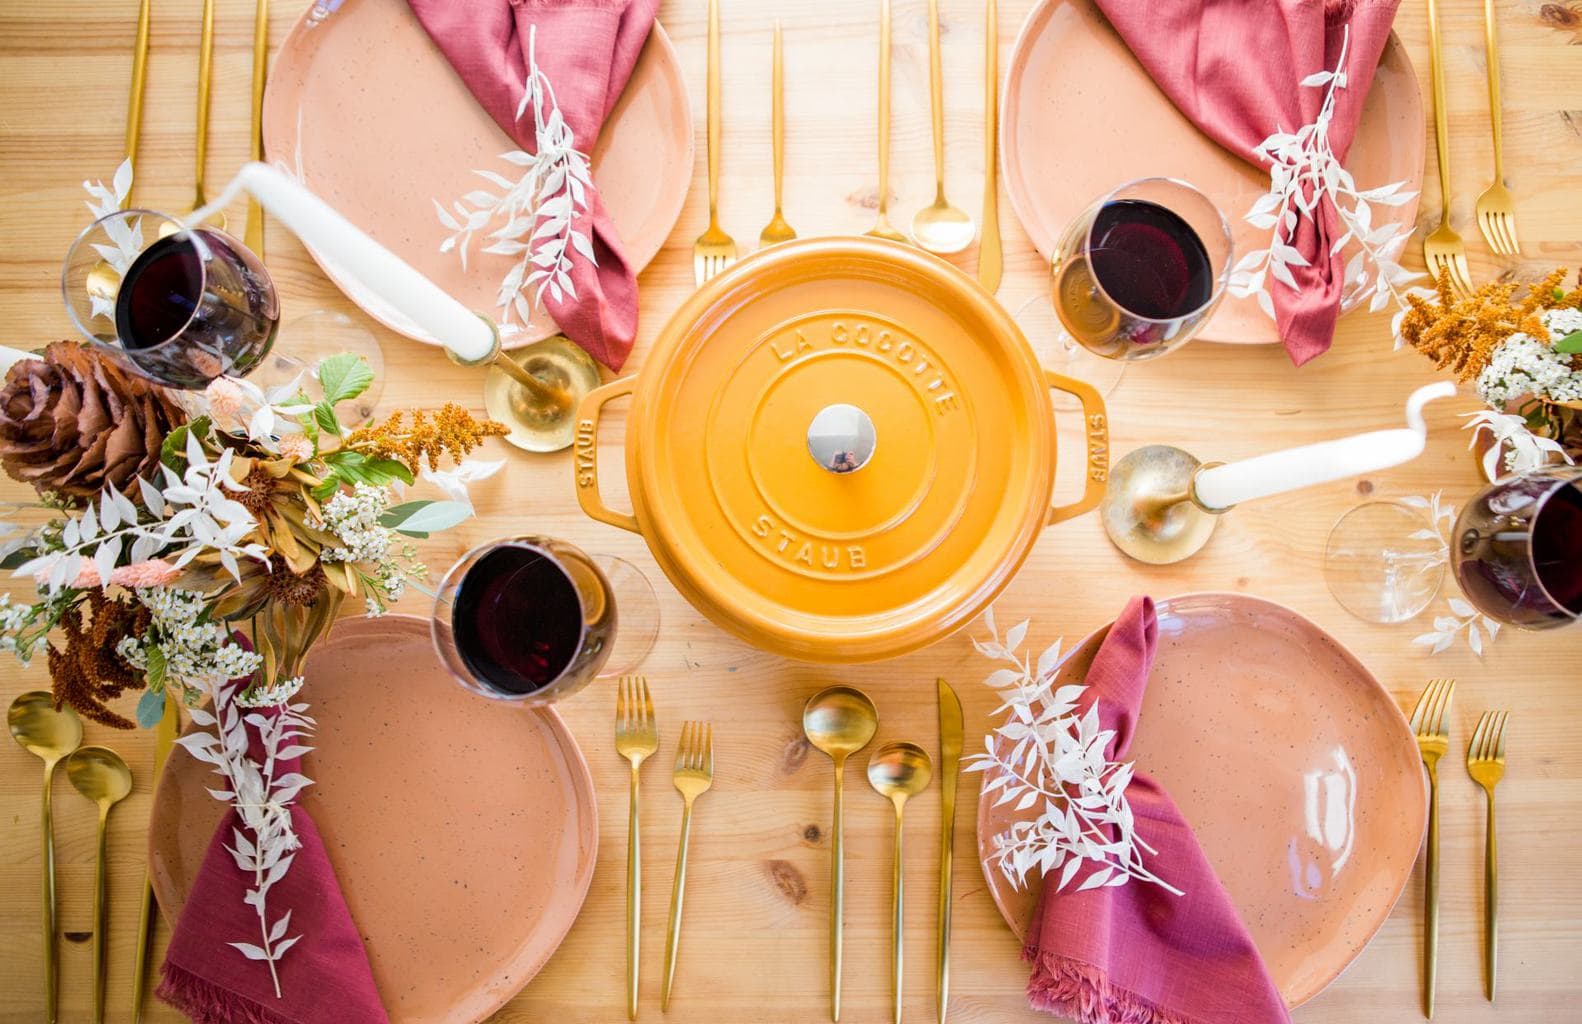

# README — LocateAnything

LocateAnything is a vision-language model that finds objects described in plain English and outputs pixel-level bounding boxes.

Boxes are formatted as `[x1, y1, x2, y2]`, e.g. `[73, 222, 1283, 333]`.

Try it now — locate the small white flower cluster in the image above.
[1476, 311, 1582, 407]
[235, 675, 305, 708]
[0, 593, 39, 666]
[117, 588, 262, 692]
[318, 484, 393, 564]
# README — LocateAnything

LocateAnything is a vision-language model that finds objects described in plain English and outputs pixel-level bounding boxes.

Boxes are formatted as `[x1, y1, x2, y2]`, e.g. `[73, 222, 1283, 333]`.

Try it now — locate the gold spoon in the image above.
[864, 0, 907, 244]
[910, 0, 975, 254]
[7, 692, 84, 1024]
[803, 685, 879, 1022]
[66, 746, 135, 1024]
[867, 741, 933, 1024]
[84, 0, 155, 304]
[759, 20, 796, 247]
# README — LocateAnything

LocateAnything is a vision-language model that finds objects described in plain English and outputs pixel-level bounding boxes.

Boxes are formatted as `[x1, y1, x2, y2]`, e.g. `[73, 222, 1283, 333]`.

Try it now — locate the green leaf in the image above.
[313, 401, 342, 438]
[143, 644, 166, 691]
[1554, 329, 1582, 354]
[323, 450, 414, 488]
[382, 499, 472, 536]
[378, 500, 435, 526]
[135, 687, 166, 729]
[316, 353, 375, 406]
[311, 475, 341, 502]
[160, 416, 212, 471]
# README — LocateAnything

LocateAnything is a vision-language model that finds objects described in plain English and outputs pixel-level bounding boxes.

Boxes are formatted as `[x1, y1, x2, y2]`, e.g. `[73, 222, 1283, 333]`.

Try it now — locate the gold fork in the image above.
[616, 675, 659, 1020]
[1474, 0, 1520, 257]
[1423, 0, 1471, 297]
[1409, 676, 1456, 1019]
[1467, 710, 1509, 1002]
[693, 0, 737, 285]
[661, 721, 715, 1011]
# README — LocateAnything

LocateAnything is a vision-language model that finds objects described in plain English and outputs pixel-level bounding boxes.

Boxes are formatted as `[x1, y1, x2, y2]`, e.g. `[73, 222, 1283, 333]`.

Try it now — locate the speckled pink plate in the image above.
[976, 593, 1425, 1007]
[149, 615, 598, 1023]
[1001, 0, 1423, 345]
[262, 0, 693, 348]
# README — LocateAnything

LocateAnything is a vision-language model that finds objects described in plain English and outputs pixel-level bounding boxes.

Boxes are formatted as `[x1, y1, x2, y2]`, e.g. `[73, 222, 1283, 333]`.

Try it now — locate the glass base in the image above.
[254, 310, 386, 424]
[594, 554, 659, 678]
[1325, 501, 1447, 624]
[1014, 295, 1126, 408]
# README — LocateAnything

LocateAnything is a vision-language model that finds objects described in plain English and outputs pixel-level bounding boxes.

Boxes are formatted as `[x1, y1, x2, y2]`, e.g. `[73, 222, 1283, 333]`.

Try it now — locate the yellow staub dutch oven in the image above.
[573, 237, 1109, 663]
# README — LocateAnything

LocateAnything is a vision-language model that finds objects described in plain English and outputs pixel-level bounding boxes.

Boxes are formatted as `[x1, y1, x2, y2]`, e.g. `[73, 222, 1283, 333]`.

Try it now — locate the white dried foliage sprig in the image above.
[1462, 409, 1574, 480]
[12, 433, 268, 594]
[964, 609, 1181, 898]
[81, 159, 139, 321]
[177, 677, 315, 997]
[1226, 27, 1430, 331]
[434, 25, 596, 328]
[1401, 492, 1504, 657]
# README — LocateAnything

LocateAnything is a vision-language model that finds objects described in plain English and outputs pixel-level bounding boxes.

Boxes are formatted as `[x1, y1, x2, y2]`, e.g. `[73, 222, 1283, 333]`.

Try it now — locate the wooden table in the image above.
[2, 1, 1580, 1021]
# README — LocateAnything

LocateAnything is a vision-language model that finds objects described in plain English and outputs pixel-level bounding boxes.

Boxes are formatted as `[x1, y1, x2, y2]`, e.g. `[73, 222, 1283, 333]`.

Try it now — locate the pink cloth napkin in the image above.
[1092, 0, 1401, 365]
[407, 0, 659, 372]
[1023, 596, 1290, 1024]
[158, 698, 388, 1024]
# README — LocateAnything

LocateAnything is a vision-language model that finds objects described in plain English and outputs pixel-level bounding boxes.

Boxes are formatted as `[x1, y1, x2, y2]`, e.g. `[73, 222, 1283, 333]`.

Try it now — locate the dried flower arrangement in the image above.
[1398, 269, 1582, 477]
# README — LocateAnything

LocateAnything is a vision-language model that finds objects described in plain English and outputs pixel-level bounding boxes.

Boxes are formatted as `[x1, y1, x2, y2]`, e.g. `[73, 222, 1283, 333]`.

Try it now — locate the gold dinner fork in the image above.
[1422, 0, 1471, 297]
[1473, 0, 1520, 257]
[693, 0, 737, 285]
[661, 721, 714, 1010]
[1409, 676, 1456, 1019]
[1467, 710, 1509, 1002]
[615, 675, 659, 1020]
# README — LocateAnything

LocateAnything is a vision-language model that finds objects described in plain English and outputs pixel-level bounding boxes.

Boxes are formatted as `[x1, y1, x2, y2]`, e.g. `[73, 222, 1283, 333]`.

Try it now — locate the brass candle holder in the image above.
[448, 317, 602, 453]
[1099, 445, 1230, 565]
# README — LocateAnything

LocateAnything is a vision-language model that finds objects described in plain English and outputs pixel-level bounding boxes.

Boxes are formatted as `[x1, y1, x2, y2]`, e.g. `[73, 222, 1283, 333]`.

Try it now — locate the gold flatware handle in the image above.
[925, 0, 947, 203]
[830, 759, 846, 1022]
[1482, 0, 1504, 182]
[626, 761, 641, 1020]
[875, 0, 892, 222]
[1423, 760, 1440, 1018]
[706, 0, 721, 225]
[890, 804, 905, 1024]
[245, 0, 269, 256]
[93, 809, 111, 1023]
[125, 0, 152, 207]
[41, 761, 59, 1024]
[771, 21, 784, 216]
[978, 0, 1001, 293]
[936, 815, 953, 1022]
[195, 0, 218, 210]
[1425, 0, 1451, 223]
[661, 799, 695, 1010]
[1483, 788, 1498, 1001]
[131, 875, 157, 1023]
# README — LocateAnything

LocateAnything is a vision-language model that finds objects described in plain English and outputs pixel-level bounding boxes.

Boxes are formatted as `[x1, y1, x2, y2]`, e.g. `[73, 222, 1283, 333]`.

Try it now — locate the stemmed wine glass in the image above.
[1451, 466, 1582, 629]
[1324, 500, 1448, 623]
[1037, 177, 1234, 399]
[431, 536, 660, 706]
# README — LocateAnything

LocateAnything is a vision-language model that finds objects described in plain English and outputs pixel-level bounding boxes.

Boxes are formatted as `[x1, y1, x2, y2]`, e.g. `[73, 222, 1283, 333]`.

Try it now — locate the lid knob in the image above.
[807, 404, 877, 474]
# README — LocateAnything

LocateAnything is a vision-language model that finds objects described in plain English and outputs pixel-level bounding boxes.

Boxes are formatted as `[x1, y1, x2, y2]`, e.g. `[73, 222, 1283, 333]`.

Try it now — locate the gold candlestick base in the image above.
[482, 335, 603, 453]
[1100, 445, 1227, 565]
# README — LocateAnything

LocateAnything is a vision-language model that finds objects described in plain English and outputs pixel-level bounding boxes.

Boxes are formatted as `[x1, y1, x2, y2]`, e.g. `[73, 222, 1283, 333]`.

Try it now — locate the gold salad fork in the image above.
[661, 721, 715, 1010]
[1409, 676, 1456, 1019]
[616, 675, 659, 1020]
[1467, 710, 1509, 1002]
[693, 0, 737, 285]
[1474, 0, 1520, 257]
[1423, 0, 1472, 296]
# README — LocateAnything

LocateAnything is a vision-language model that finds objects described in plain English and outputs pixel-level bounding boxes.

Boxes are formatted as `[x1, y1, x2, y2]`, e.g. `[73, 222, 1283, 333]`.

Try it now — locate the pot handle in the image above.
[574, 376, 641, 534]
[1044, 370, 1110, 525]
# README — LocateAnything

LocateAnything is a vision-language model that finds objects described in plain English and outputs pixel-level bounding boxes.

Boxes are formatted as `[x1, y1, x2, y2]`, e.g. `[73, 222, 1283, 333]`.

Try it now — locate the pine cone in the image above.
[0, 342, 185, 500]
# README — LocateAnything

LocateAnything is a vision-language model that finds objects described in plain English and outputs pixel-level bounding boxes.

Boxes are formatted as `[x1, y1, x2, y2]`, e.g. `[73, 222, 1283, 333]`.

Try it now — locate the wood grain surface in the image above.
[2, 1, 1580, 1022]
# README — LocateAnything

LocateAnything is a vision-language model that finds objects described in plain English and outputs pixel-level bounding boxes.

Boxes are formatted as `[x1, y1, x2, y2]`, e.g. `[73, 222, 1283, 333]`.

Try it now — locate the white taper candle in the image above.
[1192, 381, 1458, 511]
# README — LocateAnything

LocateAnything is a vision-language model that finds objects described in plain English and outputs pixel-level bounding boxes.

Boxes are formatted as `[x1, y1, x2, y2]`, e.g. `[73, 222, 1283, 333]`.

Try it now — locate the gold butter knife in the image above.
[245, 0, 269, 257]
[131, 695, 180, 1023]
[936, 678, 963, 1023]
[978, 0, 1001, 293]
[125, 0, 152, 207]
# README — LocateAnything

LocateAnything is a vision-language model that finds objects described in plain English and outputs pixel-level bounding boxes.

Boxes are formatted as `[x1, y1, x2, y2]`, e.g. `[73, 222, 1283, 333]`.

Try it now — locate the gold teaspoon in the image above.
[910, 0, 975, 254]
[864, 0, 907, 244]
[868, 741, 933, 1024]
[66, 746, 135, 1024]
[8, 692, 84, 1024]
[759, 20, 796, 247]
[803, 686, 879, 1022]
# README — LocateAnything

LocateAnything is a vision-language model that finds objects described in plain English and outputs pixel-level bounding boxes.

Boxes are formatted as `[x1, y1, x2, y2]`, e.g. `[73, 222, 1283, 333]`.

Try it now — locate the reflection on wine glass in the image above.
[62, 209, 278, 389]
[431, 536, 660, 706]
[1451, 466, 1582, 629]
[253, 311, 387, 425]
[1042, 177, 1234, 392]
[1324, 501, 1447, 624]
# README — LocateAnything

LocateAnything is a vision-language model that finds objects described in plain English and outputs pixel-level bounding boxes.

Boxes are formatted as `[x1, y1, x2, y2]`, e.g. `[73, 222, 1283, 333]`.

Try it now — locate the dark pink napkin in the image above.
[1092, 0, 1400, 365]
[158, 696, 388, 1024]
[1024, 597, 1289, 1024]
[407, 0, 659, 372]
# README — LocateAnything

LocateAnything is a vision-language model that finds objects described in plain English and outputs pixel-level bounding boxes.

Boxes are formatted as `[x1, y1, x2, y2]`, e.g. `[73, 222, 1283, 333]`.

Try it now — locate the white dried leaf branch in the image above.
[434, 24, 596, 328]
[964, 608, 1181, 898]
[1400, 492, 1504, 657]
[1226, 27, 1432, 334]
[1462, 409, 1574, 480]
[81, 159, 139, 321]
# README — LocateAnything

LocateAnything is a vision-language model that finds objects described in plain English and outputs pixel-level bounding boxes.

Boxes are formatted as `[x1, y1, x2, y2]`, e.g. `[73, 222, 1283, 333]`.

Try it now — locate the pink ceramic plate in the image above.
[149, 615, 598, 1023]
[262, 0, 693, 348]
[1001, 0, 1423, 345]
[976, 593, 1425, 1007]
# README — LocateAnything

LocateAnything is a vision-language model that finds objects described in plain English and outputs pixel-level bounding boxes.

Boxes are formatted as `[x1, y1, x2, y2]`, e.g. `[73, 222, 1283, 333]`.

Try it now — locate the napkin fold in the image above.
[158, 698, 388, 1024]
[1092, 0, 1401, 365]
[1023, 596, 1290, 1024]
[408, 0, 660, 372]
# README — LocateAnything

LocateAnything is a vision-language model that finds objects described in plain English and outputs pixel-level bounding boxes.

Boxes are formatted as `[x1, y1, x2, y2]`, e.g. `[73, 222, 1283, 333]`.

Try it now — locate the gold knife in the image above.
[124, 0, 152, 207]
[936, 678, 963, 1023]
[244, 0, 269, 257]
[977, 0, 1002, 293]
[131, 695, 180, 1023]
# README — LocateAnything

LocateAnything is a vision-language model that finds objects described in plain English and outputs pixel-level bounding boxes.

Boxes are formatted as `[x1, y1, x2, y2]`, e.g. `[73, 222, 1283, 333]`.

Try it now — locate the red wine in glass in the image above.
[1087, 199, 1214, 321]
[1452, 468, 1582, 628]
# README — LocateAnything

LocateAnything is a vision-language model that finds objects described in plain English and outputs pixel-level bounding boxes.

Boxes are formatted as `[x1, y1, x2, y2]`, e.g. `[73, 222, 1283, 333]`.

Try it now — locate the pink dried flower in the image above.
[37, 563, 105, 588]
[109, 559, 183, 588]
[277, 434, 314, 464]
[204, 376, 246, 425]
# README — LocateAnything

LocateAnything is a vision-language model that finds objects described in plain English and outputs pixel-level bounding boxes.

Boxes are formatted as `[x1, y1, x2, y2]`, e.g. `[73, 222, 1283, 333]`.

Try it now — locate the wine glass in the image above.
[431, 536, 660, 705]
[1324, 501, 1448, 623]
[253, 310, 387, 425]
[1451, 466, 1582, 629]
[62, 209, 279, 389]
[1041, 177, 1234, 397]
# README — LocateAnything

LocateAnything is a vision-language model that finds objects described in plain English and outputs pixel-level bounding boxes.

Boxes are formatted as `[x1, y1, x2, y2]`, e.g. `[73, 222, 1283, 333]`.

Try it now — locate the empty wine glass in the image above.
[62, 209, 279, 389]
[1451, 466, 1582, 629]
[1324, 501, 1448, 623]
[1041, 177, 1234, 395]
[431, 536, 660, 706]
[252, 310, 387, 425]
